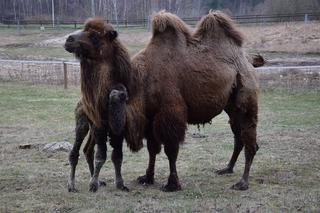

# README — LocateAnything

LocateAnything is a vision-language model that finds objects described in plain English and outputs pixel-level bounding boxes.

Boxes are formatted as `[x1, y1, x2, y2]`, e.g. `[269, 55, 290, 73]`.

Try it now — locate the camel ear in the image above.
[106, 30, 118, 41]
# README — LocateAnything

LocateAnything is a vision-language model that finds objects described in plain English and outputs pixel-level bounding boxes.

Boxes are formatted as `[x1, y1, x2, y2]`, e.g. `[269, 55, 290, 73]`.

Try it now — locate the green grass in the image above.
[259, 89, 320, 129]
[0, 82, 320, 212]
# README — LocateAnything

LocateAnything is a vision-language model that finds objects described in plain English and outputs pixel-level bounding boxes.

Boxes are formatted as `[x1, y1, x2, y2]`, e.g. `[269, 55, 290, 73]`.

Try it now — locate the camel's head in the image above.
[64, 17, 118, 60]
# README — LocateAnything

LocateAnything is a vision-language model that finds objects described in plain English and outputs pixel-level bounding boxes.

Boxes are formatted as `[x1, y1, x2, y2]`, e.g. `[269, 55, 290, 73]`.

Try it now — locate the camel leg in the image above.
[229, 91, 259, 190]
[231, 122, 258, 190]
[162, 142, 181, 192]
[83, 133, 94, 177]
[89, 127, 107, 192]
[216, 110, 243, 175]
[137, 135, 161, 185]
[152, 104, 186, 192]
[84, 130, 107, 187]
[109, 133, 129, 191]
[68, 111, 89, 192]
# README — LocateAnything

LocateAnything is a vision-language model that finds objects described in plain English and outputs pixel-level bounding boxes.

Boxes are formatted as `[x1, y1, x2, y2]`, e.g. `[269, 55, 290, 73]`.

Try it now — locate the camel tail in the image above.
[195, 10, 244, 47]
[151, 10, 192, 41]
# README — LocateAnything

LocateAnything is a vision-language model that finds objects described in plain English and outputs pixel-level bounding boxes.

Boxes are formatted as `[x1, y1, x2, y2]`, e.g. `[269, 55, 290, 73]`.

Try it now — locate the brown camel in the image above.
[64, 10, 260, 192]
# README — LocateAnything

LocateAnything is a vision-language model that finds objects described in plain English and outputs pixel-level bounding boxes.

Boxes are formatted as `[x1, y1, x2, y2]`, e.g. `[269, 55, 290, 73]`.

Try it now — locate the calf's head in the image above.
[108, 84, 128, 136]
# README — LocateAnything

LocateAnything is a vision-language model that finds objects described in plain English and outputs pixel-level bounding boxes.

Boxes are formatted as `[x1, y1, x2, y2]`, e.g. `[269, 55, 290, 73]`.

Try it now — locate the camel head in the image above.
[64, 17, 118, 60]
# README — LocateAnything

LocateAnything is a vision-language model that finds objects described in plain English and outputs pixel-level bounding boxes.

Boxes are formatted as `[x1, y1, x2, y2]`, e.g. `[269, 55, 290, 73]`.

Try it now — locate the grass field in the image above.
[0, 82, 319, 212]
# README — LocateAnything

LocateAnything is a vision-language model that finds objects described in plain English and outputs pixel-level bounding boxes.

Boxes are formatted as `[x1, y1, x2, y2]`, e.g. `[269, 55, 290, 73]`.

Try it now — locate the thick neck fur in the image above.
[79, 39, 138, 128]
[80, 59, 112, 128]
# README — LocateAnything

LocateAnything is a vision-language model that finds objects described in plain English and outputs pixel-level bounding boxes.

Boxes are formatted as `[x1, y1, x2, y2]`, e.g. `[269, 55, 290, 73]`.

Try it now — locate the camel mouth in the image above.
[64, 42, 77, 53]
[109, 89, 128, 103]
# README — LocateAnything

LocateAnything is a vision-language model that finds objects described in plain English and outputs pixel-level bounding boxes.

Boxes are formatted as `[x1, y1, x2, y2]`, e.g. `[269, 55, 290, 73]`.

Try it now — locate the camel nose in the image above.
[66, 35, 75, 43]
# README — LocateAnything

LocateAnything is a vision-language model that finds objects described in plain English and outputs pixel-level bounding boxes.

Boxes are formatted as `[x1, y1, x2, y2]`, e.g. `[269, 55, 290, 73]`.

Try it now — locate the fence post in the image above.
[63, 62, 68, 89]
[304, 14, 308, 23]
[16, 19, 21, 35]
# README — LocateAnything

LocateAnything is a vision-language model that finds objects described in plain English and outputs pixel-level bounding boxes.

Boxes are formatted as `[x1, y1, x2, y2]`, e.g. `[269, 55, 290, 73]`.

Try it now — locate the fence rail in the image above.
[1, 13, 319, 29]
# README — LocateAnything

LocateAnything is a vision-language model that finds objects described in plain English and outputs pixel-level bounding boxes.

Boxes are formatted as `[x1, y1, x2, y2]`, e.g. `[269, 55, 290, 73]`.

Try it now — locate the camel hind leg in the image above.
[83, 130, 107, 187]
[215, 110, 243, 175]
[68, 103, 89, 192]
[88, 127, 108, 192]
[219, 85, 259, 190]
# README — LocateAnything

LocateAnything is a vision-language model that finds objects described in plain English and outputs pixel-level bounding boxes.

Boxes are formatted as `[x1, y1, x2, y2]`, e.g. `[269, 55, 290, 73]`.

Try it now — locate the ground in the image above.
[0, 82, 319, 212]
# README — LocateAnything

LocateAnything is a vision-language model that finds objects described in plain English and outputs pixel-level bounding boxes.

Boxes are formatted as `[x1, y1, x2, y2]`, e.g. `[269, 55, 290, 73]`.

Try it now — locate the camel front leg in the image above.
[110, 133, 129, 191]
[152, 103, 187, 192]
[162, 142, 181, 192]
[137, 136, 161, 185]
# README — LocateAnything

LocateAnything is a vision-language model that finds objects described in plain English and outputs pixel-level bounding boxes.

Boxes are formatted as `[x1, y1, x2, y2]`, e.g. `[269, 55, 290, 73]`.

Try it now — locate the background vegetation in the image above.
[1, 0, 320, 23]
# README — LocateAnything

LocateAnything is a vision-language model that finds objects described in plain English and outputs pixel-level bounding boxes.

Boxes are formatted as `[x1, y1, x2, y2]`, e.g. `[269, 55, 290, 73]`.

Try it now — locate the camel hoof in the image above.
[89, 179, 99, 192]
[68, 186, 78, 193]
[67, 182, 78, 192]
[161, 182, 182, 192]
[117, 184, 129, 192]
[231, 179, 248, 191]
[137, 175, 154, 185]
[99, 181, 106, 187]
[215, 167, 233, 175]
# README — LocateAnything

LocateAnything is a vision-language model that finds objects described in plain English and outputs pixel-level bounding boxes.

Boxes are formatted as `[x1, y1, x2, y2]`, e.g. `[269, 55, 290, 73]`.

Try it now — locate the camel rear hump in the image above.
[194, 10, 244, 47]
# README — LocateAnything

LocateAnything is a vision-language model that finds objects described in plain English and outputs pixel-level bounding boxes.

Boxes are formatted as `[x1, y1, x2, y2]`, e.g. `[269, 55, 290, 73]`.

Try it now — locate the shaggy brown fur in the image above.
[65, 10, 260, 192]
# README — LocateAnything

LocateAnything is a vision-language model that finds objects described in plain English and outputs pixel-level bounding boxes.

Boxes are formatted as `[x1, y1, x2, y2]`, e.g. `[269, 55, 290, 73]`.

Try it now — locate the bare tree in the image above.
[111, 0, 119, 30]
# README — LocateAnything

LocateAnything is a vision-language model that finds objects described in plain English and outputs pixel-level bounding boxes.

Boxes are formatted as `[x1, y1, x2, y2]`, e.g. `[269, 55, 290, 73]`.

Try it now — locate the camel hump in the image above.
[194, 10, 244, 47]
[151, 10, 193, 42]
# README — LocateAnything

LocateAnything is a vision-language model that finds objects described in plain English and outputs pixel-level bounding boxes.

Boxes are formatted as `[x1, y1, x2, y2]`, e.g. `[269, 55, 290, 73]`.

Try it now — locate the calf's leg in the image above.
[110, 133, 129, 191]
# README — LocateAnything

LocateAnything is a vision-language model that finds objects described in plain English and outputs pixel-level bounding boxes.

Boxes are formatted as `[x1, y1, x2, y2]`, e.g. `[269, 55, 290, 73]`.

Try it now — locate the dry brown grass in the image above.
[242, 21, 320, 54]
[1, 21, 320, 61]
[0, 82, 319, 212]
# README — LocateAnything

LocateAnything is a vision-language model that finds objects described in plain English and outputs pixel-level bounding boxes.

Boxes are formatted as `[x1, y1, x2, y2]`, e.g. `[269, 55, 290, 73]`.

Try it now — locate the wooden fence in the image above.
[1, 59, 320, 90]
[0, 59, 79, 89]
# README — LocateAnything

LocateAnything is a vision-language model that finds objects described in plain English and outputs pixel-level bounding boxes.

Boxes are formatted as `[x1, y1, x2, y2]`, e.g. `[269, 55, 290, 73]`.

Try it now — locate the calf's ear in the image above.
[106, 30, 118, 41]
